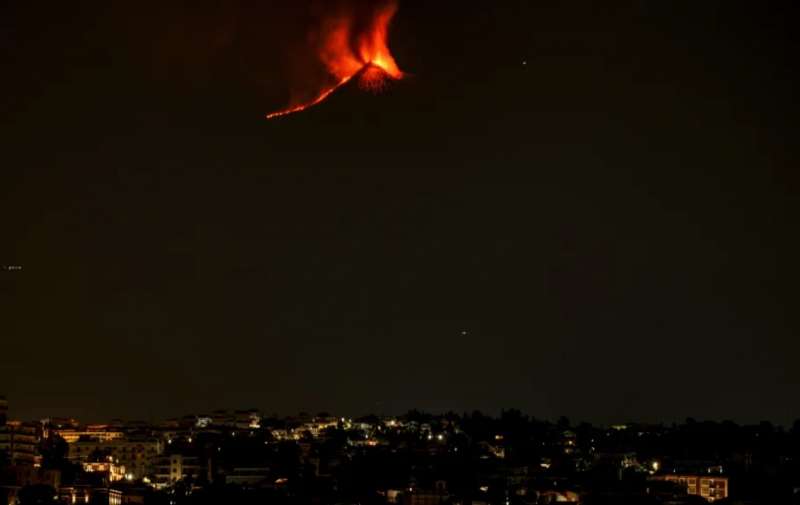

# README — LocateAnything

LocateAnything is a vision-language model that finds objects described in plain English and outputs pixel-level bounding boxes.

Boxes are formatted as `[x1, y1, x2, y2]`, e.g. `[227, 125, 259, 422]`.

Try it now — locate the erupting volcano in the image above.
[267, 1, 404, 119]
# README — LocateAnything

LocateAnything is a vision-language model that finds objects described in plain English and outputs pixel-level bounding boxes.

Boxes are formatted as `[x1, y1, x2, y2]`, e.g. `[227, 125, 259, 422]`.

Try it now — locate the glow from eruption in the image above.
[267, 1, 403, 119]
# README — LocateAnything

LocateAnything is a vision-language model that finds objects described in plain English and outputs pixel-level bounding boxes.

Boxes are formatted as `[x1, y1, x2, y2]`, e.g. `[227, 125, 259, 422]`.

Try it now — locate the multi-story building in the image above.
[153, 453, 207, 489]
[56, 426, 124, 444]
[0, 396, 7, 426]
[67, 436, 162, 479]
[58, 485, 122, 505]
[225, 467, 270, 486]
[0, 421, 42, 466]
[211, 410, 235, 428]
[83, 461, 128, 483]
[293, 417, 339, 438]
[652, 474, 729, 502]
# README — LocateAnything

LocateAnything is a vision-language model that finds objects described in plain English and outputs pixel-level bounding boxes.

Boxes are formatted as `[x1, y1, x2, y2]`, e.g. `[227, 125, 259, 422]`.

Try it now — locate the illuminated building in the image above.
[596, 451, 639, 469]
[651, 474, 729, 502]
[195, 416, 213, 428]
[59, 486, 92, 505]
[59, 486, 123, 505]
[211, 409, 236, 427]
[153, 454, 207, 489]
[82, 461, 128, 482]
[295, 417, 339, 438]
[270, 429, 297, 441]
[0, 398, 40, 466]
[67, 437, 162, 479]
[235, 410, 262, 430]
[383, 418, 402, 429]
[0, 421, 42, 466]
[56, 427, 124, 444]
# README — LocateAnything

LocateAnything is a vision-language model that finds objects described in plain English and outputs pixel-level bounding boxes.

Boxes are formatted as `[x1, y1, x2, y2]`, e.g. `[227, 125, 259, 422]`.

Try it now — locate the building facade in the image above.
[153, 454, 207, 489]
[59, 485, 123, 505]
[67, 437, 162, 480]
[56, 427, 124, 444]
[0, 422, 41, 466]
[83, 461, 128, 483]
[653, 474, 729, 502]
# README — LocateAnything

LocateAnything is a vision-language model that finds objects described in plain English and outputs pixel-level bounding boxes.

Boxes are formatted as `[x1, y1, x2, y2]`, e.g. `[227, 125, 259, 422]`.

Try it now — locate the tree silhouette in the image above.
[17, 485, 56, 505]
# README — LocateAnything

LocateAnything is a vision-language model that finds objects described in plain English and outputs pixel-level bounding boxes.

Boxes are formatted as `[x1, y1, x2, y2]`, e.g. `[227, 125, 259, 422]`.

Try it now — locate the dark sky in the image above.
[1, 0, 798, 425]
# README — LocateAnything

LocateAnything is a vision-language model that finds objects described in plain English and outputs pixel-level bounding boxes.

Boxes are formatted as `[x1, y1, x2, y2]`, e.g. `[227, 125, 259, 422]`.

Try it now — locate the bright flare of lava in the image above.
[267, 1, 403, 119]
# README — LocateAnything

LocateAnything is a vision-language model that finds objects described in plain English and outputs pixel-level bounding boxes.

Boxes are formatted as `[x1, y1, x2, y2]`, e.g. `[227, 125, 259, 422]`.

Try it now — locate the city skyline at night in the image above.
[2, 0, 799, 461]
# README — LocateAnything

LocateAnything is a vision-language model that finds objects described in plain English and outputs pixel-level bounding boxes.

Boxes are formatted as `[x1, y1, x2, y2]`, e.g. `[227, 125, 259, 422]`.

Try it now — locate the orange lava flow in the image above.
[266, 76, 353, 119]
[267, 1, 403, 119]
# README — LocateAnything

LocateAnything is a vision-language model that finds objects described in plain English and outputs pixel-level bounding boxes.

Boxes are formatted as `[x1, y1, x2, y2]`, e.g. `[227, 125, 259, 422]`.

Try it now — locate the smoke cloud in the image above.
[5, 1, 403, 118]
[270, 0, 403, 118]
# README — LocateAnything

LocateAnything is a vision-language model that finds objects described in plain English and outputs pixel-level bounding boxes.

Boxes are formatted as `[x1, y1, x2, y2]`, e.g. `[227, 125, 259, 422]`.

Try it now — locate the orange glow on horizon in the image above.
[267, 1, 403, 119]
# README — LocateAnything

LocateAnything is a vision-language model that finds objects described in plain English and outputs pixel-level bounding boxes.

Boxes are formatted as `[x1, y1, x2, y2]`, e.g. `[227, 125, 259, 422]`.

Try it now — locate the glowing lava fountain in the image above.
[267, 1, 404, 119]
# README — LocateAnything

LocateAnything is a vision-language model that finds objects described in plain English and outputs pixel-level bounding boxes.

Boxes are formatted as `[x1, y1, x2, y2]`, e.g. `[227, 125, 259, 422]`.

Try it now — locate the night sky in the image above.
[1, 1, 798, 425]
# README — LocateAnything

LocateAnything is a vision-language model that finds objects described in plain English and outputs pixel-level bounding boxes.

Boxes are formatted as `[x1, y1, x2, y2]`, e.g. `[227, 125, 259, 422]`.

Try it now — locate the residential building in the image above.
[67, 437, 162, 479]
[225, 467, 270, 486]
[56, 427, 124, 444]
[0, 421, 41, 466]
[59, 485, 122, 505]
[153, 454, 207, 489]
[652, 474, 729, 502]
[83, 461, 128, 483]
